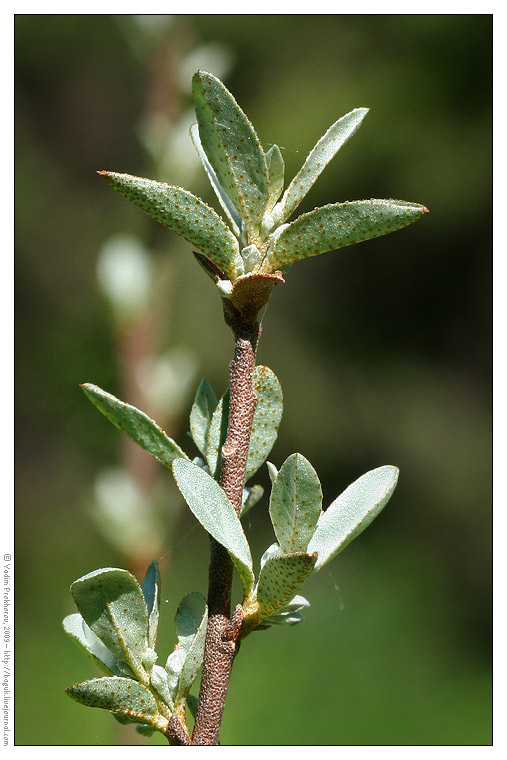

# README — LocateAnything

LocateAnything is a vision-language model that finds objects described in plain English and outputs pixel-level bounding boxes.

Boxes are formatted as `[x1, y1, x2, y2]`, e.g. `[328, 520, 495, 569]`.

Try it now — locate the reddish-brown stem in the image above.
[191, 314, 260, 745]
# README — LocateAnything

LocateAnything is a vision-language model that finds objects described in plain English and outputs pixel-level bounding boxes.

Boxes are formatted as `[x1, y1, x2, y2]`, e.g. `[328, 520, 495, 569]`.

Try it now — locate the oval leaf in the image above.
[308, 465, 399, 570]
[171, 459, 254, 596]
[189, 378, 218, 457]
[192, 71, 269, 240]
[71, 568, 149, 680]
[245, 366, 283, 482]
[99, 171, 241, 281]
[269, 453, 323, 553]
[268, 199, 429, 271]
[256, 552, 317, 620]
[277, 108, 369, 222]
[81, 383, 188, 470]
[66, 676, 160, 725]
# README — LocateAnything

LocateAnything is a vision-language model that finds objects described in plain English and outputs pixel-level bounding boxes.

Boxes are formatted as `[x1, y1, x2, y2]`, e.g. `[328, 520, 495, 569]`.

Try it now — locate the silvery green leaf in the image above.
[265, 144, 285, 212]
[259, 542, 282, 571]
[81, 384, 188, 470]
[260, 610, 305, 627]
[245, 366, 283, 482]
[190, 122, 242, 237]
[150, 664, 175, 711]
[141, 560, 160, 650]
[189, 378, 218, 457]
[71, 568, 149, 681]
[269, 453, 323, 553]
[277, 108, 369, 222]
[256, 552, 317, 620]
[268, 200, 429, 271]
[172, 459, 255, 596]
[192, 71, 270, 240]
[66, 676, 160, 726]
[99, 171, 241, 281]
[308, 465, 399, 570]
[174, 593, 208, 705]
[63, 613, 126, 677]
[205, 389, 230, 479]
[241, 243, 262, 274]
[240, 484, 264, 517]
[266, 461, 279, 486]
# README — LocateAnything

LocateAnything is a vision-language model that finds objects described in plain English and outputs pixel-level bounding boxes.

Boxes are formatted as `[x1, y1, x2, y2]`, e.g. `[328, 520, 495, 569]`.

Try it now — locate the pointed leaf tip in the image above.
[308, 465, 399, 570]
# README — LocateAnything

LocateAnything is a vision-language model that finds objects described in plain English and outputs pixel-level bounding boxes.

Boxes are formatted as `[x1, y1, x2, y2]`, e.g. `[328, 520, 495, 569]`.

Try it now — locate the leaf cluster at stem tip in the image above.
[99, 70, 427, 325]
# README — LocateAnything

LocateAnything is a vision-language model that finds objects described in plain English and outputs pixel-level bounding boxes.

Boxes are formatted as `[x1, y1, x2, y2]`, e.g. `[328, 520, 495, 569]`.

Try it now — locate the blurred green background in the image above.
[15, 14, 492, 746]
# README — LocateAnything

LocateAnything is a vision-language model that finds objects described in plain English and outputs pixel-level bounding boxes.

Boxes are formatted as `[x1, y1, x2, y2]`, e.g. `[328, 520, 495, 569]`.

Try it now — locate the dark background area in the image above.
[15, 14, 492, 745]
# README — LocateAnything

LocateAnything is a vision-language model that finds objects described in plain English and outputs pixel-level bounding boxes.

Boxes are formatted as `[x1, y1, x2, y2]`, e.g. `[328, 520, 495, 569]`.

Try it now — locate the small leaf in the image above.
[259, 542, 282, 571]
[205, 389, 230, 479]
[71, 568, 149, 681]
[268, 199, 429, 271]
[245, 366, 283, 482]
[190, 378, 218, 457]
[266, 461, 279, 486]
[308, 465, 399, 570]
[277, 108, 369, 222]
[190, 123, 242, 237]
[265, 144, 285, 212]
[81, 383, 188, 471]
[141, 560, 161, 650]
[192, 71, 269, 240]
[256, 553, 317, 620]
[99, 171, 241, 281]
[172, 459, 255, 596]
[63, 613, 126, 677]
[174, 593, 208, 705]
[260, 596, 310, 628]
[240, 484, 264, 517]
[66, 676, 159, 724]
[269, 453, 323, 553]
[150, 664, 175, 710]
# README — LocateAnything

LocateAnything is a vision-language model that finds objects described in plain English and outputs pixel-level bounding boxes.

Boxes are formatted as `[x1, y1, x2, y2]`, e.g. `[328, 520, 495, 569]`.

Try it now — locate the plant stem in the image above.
[191, 312, 261, 745]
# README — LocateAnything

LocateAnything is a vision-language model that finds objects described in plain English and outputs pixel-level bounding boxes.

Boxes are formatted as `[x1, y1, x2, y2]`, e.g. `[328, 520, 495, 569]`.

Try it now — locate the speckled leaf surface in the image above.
[66, 676, 159, 724]
[71, 568, 149, 681]
[192, 71, 269, 240]
[99, 171, 241, 281]
[81, 383, 188, 470]
[172, 459, 254, 596]
[189, 378, 218, 457]
[308, 465, 399, 570]
[174, 593, 208, 704]
[268, 199, 429, 271]
[141, 560, 160, 650]
[63, 613, 125, 676]
[256, 552, 317, 620]
[245, 366, 283, 482]
[190, 123, 242, 237]
[277, 108, 368, 222]
[269, 453, 322, 553]
[265, 144, 285, 212]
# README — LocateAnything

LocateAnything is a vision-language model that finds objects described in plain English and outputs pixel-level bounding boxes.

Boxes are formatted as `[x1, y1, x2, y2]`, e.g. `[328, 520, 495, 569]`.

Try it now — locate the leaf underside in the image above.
[256, 552, 317, 620]
[99, 171, 240, 281]
[269, 453, 322, 553]
[268, 199, 428, 271]
[66, 676, 157, 722]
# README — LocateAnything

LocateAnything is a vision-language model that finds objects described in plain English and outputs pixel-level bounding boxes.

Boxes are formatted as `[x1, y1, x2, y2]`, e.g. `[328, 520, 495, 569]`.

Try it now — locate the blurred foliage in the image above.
[15, 14, 491, 745]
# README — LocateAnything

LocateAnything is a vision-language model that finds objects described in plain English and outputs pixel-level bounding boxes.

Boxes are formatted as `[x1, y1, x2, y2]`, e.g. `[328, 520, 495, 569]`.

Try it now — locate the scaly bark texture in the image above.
[191, 315, 260, 745]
